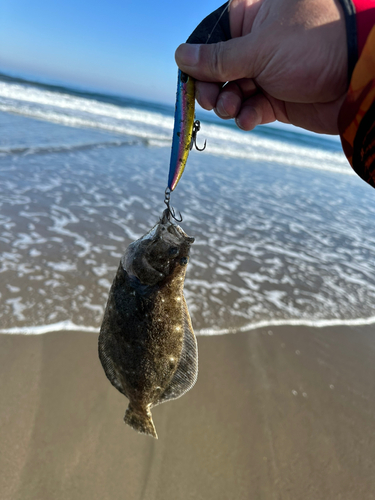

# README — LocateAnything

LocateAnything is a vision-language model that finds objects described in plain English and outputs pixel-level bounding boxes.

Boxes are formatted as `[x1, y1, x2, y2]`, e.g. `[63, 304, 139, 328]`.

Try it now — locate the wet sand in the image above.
[1, 325, 375, 500]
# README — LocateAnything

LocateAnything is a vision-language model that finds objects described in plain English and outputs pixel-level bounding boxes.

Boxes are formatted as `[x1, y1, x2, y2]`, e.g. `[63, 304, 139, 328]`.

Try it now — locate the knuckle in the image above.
[209, 42, 227, 81]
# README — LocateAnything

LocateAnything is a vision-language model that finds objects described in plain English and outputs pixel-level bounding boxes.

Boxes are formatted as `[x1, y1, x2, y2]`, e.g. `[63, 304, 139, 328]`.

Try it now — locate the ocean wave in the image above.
[0, 320, 98, 335]
[197, 316, 375, 335]
[200, 123, 351, 175]
[0, 81, 173, 129]
[0, 103, 171, 143]
[0, 138, 143, 156]
[0, 79, 353, 177]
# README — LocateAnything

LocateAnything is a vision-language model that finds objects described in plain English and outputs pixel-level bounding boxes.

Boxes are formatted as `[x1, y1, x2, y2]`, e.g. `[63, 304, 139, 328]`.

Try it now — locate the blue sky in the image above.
[0, 0, 222, 104]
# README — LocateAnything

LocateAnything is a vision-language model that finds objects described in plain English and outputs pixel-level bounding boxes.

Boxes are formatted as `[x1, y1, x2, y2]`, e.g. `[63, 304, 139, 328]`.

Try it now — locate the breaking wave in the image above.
[0, 78, 351, 176]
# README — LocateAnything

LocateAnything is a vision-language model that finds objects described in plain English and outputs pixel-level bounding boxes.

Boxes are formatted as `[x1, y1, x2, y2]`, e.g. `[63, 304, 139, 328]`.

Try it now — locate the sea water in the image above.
[1, 75, 375, 335]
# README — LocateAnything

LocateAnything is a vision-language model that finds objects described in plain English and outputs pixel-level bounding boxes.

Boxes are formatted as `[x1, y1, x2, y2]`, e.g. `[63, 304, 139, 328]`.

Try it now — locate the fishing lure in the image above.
[167, 70, 206, 192]
[167, 2, 231, 193]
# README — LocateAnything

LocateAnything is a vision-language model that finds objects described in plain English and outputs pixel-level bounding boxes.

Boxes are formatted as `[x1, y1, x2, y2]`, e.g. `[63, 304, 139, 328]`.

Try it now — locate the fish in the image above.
[98, 209, 197, 439]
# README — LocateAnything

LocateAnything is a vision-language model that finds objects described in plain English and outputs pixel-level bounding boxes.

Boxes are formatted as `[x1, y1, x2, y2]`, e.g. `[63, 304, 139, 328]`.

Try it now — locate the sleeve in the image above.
[338, 0, 375, 187]
[185, 2, 231, 44]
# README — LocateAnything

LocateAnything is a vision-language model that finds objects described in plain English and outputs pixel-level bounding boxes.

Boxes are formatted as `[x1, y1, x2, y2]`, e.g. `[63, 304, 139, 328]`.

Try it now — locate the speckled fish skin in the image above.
[98, 209, 197, 439]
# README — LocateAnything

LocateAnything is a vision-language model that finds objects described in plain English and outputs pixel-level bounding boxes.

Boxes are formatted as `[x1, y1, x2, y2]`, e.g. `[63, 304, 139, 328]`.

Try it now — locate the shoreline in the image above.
[2, 314, 375, 335]
[1, 324, 375, 499]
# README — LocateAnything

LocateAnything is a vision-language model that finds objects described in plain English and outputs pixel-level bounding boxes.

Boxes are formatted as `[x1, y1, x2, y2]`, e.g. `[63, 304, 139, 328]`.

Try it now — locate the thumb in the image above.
[175, 36, 258, 83]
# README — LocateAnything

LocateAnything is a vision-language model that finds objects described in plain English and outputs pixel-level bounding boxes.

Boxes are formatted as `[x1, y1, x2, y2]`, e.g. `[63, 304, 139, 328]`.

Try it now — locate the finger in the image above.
[175, 34, 258, 83]
[195, 77, 257, 114]
[195, 81, 222, 110]
[236, 78, 258, 97]
[235, 93, 276, 131]
[214, 82, 243, 119]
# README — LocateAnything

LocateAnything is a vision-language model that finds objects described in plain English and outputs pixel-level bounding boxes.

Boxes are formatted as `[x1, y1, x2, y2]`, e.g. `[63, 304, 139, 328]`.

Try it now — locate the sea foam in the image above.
[1, 316, 375, 336]
[0, 79, 351, 176]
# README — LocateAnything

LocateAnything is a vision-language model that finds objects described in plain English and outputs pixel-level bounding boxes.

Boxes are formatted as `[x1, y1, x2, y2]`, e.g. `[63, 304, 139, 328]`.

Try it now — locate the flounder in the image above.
[98, 209, 197, 438]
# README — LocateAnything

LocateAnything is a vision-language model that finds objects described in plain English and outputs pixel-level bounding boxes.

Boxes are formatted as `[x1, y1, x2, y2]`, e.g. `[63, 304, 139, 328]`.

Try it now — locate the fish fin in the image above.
[124, 404, 158, 439]
[98, 327, 128, 397]
[159, 300, 198, 403]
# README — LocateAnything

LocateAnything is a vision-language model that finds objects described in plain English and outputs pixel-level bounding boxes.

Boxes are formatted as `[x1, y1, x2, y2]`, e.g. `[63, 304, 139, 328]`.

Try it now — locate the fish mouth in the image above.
[159, 209, 195, 243]
[160, 209, 171, 225]
[158, 212, 195, 245]
[168, 224, 195, 245]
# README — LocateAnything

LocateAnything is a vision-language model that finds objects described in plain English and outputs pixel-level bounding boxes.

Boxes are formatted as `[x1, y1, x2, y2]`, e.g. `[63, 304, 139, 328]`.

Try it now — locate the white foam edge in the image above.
[196, 316, 375, 336]
[1, 316, 375, 336]
[0, 320, 98, 335]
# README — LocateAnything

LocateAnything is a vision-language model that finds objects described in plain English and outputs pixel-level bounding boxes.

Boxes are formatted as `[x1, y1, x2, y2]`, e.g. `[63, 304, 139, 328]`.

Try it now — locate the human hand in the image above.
[175, 0, 348, 134]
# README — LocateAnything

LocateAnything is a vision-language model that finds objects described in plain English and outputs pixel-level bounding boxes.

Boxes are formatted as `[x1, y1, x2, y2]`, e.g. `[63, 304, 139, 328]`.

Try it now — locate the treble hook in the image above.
[164, 187, 183, 222]
[191, 120, 207, 151]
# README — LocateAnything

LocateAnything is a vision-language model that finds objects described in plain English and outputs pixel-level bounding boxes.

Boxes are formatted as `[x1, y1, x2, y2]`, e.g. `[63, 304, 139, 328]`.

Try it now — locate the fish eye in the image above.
[169, 247, 179, 256]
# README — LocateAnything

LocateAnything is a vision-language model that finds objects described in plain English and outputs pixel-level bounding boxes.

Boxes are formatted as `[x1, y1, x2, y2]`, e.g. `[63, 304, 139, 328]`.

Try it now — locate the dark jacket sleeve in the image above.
[338, 14, 375, 187]
[336, 0, 375, 186]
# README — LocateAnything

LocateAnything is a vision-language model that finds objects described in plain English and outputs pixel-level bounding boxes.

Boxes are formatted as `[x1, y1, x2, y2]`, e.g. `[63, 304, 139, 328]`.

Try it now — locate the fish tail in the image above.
[124, 404, 158, 439]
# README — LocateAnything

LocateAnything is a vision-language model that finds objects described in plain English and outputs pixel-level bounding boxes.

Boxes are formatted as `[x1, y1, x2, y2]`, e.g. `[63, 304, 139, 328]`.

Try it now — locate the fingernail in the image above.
[215, 100, 230, 119]
[177, 44, 199, 66]
[235, 118, 245, 130]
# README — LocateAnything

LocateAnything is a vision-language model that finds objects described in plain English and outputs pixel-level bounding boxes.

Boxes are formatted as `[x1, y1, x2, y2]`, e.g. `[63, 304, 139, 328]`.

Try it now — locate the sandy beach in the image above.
[1, 325, 375, 500]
